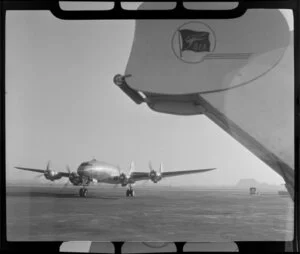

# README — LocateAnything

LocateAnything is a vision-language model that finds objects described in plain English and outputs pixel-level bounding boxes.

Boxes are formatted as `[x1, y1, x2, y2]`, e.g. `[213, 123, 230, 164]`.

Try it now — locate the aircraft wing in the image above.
[161, 168, 216, 178]
[130, 168, 216, 182]
[130, 172, 150, 181]
[15, 167, 70, 177]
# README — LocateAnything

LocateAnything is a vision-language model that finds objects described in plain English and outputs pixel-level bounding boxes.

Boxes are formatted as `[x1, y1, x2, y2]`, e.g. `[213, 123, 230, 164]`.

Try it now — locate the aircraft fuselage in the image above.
[77, 159, 120, 184]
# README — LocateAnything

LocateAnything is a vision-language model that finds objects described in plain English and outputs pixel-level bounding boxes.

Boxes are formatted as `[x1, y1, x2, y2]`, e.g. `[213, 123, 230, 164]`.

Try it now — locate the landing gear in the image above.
[126, 185, 135, 197]
[79, 188, 88, 197]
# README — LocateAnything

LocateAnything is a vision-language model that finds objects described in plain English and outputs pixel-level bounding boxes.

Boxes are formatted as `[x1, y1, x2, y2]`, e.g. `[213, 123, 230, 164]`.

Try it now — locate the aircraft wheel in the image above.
[79, 188, 88, 197]
[82, 188, 88, 197]
[126, 189, 134, 197]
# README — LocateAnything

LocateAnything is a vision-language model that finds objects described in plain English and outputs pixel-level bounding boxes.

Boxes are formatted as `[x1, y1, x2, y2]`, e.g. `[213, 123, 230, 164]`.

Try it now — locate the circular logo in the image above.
[171, 21, 216, 64]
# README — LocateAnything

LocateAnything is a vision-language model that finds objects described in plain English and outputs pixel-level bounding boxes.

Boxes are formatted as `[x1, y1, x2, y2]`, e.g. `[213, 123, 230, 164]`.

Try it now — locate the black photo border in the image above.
[0, 0, 299, 253]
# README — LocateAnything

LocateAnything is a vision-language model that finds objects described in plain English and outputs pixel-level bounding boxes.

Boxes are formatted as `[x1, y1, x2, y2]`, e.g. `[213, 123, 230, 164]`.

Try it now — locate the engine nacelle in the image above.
[44, 170, 63, 181]
[119, 173, 129, 186]
[69, 172, 83, 186]
[149, 170, 162, 183]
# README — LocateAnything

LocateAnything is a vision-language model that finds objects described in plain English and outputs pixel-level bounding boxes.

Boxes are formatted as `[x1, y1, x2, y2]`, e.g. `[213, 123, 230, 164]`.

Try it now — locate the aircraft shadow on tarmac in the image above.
[6, 191, 121, 200]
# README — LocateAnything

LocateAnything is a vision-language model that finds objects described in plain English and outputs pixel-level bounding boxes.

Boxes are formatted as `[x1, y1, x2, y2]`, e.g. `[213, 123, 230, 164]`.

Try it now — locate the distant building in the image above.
[249, 187, 257, 195]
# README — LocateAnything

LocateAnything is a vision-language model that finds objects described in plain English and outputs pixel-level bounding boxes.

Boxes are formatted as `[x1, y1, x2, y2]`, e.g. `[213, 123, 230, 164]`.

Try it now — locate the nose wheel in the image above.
[79, 188, 88, 197]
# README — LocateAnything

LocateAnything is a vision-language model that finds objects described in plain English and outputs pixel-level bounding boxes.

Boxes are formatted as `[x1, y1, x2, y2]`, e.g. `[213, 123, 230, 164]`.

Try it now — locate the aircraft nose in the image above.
[78, 166, 91, 177]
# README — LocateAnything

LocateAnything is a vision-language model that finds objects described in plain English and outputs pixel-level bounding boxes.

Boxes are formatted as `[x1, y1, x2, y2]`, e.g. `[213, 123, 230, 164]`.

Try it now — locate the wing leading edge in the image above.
[131, 168, 216, 181]
[15, 167, 70, 177]
[161, 168, 216, 178]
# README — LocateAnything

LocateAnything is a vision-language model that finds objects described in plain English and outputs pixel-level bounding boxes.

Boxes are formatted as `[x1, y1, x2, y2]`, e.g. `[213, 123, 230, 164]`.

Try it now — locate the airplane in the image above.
[15, 159, 216, 197]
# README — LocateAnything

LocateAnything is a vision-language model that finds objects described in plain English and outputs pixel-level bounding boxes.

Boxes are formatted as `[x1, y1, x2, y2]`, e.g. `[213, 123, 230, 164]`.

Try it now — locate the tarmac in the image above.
[6, 185, 294, 242]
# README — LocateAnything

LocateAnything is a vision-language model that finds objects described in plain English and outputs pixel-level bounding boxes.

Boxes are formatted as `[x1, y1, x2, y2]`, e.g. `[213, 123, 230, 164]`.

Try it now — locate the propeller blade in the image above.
[142, 180, 149, 186]
[66, 165, 71, 174]
[117, 165, 121, 174]
[46, 160, 51, 171]
[159, 162, 163, 174]
[35, 174, 44, 179]
[128, 161, 135, 175]
[63, 180, 70, 188]
[149, 161, 154, 171]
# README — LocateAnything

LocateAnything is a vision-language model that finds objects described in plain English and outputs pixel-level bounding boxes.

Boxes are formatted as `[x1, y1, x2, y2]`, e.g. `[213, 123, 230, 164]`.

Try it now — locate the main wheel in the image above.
[79, 188, 88, 197]
[82, 189, 88, 197]
[126, 189, 135, 197]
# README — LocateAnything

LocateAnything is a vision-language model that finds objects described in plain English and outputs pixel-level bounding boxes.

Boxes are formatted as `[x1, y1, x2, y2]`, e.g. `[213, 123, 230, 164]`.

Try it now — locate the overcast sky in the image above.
[5, 8, 293, 186]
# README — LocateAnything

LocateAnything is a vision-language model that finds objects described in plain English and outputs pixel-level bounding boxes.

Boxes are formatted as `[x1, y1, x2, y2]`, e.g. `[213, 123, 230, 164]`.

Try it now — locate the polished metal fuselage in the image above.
[77, 160, 120, 184]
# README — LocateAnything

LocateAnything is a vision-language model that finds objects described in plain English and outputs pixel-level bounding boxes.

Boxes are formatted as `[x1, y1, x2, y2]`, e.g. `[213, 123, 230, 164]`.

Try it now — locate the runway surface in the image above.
[6, 185, 293, 242]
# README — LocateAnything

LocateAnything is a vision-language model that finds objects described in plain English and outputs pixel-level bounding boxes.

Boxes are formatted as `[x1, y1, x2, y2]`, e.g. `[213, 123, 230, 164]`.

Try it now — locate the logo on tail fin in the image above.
[171, 21, 216, 64]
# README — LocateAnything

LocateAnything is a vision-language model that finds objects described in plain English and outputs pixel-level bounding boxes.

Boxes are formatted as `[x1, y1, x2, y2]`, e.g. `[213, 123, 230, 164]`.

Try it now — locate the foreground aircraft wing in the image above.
[15, 167, 70, 177]
[131, 168, 216, 182]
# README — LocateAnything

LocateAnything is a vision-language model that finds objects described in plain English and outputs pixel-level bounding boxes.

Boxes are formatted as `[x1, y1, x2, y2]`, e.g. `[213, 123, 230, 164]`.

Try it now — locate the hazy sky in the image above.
[6, 8, 293, 186]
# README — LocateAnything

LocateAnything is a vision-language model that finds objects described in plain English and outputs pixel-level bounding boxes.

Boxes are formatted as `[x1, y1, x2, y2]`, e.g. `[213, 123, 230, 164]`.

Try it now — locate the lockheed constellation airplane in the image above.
[15, 159, 216, 197]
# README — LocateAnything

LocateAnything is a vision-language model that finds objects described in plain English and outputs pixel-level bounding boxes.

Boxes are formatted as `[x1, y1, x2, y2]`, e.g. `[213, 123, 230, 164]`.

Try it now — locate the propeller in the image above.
[148, 161, 163, 183]
[62, 165, 72, 188]
[159, 162, 163, 175]
[34, 160, 51, 180]
[129, 161, 135, 175]
[149, 161, 162, 174]
[46, 160, 51, 171]
[149, 161, 154, 171]
[117, 162, 135, 186]
[142, 179, 149, 186]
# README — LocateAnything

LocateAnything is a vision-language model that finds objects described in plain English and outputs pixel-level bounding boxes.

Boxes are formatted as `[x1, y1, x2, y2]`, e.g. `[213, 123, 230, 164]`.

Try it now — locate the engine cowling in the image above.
[149, 170, 162, 183]
[44, 170, 63, 181]
[69, 172, 83, 186]
[119, 172, 129, 186]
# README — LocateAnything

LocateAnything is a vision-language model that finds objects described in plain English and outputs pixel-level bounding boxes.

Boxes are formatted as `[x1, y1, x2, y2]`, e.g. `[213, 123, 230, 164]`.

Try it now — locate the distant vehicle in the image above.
[15, 159, 216, 197]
